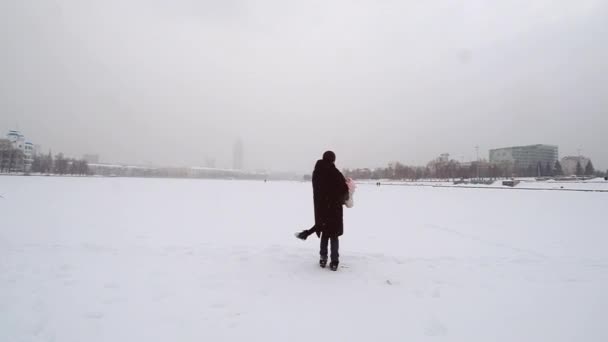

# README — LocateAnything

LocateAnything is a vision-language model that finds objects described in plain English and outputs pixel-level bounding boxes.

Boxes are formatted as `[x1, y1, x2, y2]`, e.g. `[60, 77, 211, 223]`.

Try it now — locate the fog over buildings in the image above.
[1, 1, 607, 172]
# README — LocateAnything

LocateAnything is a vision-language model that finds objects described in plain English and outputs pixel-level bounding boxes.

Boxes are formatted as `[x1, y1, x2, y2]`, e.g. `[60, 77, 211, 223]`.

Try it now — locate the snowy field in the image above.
[1, 176, 607, 341]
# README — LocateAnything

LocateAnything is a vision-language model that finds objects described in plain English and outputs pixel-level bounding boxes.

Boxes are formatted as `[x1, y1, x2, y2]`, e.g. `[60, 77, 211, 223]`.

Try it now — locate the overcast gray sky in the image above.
[1, 0, 607, 172]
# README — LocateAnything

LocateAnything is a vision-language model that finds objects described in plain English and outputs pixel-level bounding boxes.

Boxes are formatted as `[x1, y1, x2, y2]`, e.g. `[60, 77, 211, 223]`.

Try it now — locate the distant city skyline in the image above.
[3, 127, 604, 173]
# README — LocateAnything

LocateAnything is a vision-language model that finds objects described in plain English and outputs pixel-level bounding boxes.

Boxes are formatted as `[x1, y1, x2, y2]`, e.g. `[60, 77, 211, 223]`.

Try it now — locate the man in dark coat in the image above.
[311, 151, 349, 270]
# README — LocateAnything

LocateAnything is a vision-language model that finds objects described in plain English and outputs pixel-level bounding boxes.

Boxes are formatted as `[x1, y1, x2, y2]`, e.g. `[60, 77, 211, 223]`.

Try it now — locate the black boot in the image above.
[294, 230, 308, 241]
[319, 259, 327, 268]
[329, 261, 339, 271]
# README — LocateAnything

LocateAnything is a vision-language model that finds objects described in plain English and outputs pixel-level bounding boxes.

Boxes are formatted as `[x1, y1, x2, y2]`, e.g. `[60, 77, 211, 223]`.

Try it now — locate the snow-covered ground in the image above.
[1, 176, 607, 341]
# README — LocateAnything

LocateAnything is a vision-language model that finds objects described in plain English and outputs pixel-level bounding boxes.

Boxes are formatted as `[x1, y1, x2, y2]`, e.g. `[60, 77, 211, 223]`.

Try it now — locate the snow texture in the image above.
[1, 176, 607, 341]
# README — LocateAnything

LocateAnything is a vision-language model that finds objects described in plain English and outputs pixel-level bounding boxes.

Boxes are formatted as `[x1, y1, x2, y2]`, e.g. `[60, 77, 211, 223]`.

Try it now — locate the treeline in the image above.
[575, 160, 596, 177]
[0, 141, 25, 173]
[343, 164, 432, 180]
[30, 153, 89, 175]
[343, 162, 512, 180]
[0, 143, 89, 175]
[343, 160, 604, 180]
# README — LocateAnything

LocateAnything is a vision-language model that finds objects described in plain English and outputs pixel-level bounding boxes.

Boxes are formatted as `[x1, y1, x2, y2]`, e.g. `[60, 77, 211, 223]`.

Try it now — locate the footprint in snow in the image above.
[211, 302, 226, 309]
[425, 318, 447, 336]
[84, 312, 104, 320]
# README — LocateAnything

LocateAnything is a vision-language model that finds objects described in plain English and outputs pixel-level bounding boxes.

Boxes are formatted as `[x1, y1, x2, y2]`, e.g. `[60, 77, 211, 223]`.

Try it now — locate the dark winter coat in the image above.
[312, 159, 349, 238]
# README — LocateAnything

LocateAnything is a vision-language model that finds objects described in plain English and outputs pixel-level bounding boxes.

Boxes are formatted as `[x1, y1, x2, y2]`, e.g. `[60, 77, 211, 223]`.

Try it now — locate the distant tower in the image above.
[233, 139, 244, 170]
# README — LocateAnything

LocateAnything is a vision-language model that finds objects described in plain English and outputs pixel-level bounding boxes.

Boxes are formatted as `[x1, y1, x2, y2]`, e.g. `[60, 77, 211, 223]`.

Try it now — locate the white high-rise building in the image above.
[7, 130, 24, 148]
[6, 130, 35, 171]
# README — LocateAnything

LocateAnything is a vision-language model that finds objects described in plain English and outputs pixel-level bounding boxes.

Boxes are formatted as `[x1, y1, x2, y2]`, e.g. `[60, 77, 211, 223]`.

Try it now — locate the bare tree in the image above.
[554, 160, 563, 176]
[585, 161, 595, 176]
[576, 161, 583, 176]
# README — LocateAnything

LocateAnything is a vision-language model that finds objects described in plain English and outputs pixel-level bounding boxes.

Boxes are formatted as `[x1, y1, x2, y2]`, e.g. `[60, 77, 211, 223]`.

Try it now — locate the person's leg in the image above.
[319, 233, 329, 267]
[330, 236, 339, 263]
[319, 233, 329, 260]
[304, 225, 316, 238]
